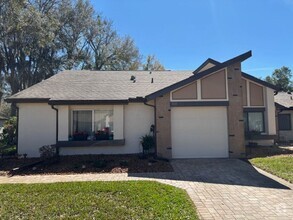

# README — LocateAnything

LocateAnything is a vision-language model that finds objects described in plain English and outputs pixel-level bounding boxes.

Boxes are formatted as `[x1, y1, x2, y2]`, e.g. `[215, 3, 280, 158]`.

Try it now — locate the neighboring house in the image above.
[6, 51, 277, 158]
[275, 92, 293, 142]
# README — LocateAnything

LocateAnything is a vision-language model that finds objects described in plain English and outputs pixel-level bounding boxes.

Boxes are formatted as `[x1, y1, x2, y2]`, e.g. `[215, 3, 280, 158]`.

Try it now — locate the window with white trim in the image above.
[244, 111, 265, 133]
[72, 109, 114, 141]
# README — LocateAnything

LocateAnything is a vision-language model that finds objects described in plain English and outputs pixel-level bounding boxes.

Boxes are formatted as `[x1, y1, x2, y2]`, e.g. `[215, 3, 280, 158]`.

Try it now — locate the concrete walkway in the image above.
[0, 159, 292, 220]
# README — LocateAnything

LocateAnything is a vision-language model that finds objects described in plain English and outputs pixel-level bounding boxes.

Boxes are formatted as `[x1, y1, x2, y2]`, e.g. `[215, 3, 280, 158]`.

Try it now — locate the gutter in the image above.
[50, 105, 59, 155]
[143, 98, 157, 156]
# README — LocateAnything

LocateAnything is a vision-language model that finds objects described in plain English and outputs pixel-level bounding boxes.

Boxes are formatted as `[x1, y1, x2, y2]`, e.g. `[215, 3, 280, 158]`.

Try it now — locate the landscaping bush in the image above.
[93, 160, 107, 168]
[39, 145, 56, 158]
[1, 117, 17, 146]
[140, 134, 155, 155]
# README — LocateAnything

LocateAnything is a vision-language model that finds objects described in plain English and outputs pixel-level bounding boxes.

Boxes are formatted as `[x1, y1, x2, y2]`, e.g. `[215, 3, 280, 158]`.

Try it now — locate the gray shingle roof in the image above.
[7, 70, 193, 102]
[275, 92, 293, 109]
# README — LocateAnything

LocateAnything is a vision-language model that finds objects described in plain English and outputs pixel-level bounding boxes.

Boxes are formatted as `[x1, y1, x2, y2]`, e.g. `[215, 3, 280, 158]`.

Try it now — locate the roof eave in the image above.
[241, 72, 278, 90]
[4, 98, 50, 103]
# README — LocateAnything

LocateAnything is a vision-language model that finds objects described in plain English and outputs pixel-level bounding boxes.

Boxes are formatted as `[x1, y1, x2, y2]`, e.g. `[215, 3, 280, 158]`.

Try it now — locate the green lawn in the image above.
[250, 155, 293, 183]
[0, 181, 198, 220]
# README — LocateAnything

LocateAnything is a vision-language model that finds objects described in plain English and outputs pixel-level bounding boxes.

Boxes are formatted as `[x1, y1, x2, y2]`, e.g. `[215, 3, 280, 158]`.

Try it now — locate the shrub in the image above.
[140, 134, 155, 155]
[119, 160, 128, 167]
[39, 145, 56, 158]
[1, 117, 17, 145]
[93, 160, 107, 168]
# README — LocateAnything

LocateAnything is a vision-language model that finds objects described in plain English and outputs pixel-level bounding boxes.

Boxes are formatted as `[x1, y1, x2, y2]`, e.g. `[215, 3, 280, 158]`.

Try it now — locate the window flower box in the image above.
[95, 127, 111, 140]
[73, 132, 88, 141]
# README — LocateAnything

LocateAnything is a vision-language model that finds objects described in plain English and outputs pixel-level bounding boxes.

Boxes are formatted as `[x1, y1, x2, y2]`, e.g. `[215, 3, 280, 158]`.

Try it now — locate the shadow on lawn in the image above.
[128, 159, 291, 190]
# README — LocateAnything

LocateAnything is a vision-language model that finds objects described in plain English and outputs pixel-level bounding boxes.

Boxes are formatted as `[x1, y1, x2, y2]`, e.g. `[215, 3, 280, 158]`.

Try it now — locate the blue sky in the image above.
[90, 0, 293, 78]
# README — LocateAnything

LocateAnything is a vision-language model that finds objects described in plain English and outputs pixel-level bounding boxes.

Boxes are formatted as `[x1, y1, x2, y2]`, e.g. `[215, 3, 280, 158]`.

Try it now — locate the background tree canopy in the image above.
[0, 0, 164, 103]
[265, 66, 293, 92]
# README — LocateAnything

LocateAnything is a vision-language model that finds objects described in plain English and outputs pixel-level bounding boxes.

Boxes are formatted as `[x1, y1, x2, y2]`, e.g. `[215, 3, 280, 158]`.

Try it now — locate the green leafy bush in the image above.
[140, 134, 155, 155]
[1, 117, 17, 145]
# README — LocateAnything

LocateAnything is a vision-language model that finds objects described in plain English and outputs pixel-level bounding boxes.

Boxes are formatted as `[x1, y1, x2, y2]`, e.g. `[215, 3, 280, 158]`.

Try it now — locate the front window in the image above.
[72, 109, 114, 141]
[73, 110, 92, 140]
[94, 110, 114, 140]
[244, 111, 265, 133]
[278, 114, 291, 131]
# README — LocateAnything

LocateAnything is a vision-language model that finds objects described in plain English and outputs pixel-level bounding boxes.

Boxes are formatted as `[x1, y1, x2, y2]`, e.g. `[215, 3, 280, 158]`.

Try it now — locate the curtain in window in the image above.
[94, 110, 113, 132]
[248, 112, 264, 132]
[73, 110, 92, 134]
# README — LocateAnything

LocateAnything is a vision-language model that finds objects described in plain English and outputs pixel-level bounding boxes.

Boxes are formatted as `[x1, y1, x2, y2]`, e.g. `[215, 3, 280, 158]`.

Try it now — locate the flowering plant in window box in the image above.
[95, 127, 110, 140]
[73, 131, 88, 141]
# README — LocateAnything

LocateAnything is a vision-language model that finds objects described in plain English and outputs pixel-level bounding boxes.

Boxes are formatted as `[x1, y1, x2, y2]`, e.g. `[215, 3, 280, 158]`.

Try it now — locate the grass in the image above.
[250, 155, 293, 183]
[0, 181, 198, 220]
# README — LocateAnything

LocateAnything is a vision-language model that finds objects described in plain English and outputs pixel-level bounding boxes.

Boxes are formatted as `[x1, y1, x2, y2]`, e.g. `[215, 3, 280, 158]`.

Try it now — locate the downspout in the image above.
[15, 104, 19, 155]
[51, 105, 59, 155]
[143, 99, 157, 156]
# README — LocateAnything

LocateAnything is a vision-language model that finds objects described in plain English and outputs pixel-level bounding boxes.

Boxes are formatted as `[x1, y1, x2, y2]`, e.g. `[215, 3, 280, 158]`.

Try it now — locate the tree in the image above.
[0, 0, 62, 95]
[265, 66, 293, 91]
[0, 0, 165, 109]
[58, 0, 94, 70]
[142, 55, 165, 71]
[85, 16, 141, 70]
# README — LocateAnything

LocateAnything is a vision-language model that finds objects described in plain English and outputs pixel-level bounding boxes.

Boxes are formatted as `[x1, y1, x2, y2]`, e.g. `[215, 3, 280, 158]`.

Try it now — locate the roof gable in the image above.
[146, 51, 252, 101]
[193, 58, 220, 74]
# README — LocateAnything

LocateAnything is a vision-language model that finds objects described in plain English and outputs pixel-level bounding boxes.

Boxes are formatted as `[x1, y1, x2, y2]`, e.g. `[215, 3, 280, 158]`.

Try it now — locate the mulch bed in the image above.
[246, 145, 293, 158]
[0, 154, 173, 176]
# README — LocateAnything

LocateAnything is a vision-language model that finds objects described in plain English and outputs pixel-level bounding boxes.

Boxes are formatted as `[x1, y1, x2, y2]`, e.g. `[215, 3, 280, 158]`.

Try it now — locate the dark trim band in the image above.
[242, 72, 277, 90]
[5, 98, 50, 103]
[193, 58, 220, 74]
[57, 139, 125, 147]
[171, 101, 229, 107]
[48, 99, 129, 105]
[243, 107, 265, 112]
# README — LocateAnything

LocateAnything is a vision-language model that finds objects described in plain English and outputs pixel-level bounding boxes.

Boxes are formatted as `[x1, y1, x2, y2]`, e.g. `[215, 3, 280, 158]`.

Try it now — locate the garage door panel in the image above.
[171, 107, 228, 158]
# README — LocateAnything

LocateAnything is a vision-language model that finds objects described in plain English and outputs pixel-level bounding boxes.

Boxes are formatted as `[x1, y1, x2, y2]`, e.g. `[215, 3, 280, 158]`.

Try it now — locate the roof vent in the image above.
[151, 78, 154, 83]
[130, 75, 136, 81]
[149, 71, 152, 74]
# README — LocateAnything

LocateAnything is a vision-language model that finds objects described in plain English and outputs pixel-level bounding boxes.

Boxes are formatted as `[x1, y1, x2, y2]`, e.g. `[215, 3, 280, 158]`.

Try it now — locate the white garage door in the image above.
[171, 106, 228, 158]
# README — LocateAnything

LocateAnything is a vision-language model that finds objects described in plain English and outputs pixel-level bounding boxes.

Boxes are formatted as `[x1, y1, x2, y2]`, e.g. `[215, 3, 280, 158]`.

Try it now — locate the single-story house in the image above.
[275, 92, 293, 142]
[6, 51, 278, 158]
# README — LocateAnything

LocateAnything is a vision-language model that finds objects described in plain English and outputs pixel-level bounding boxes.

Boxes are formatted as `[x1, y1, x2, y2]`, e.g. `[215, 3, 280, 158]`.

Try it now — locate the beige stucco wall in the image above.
[60, 103, 154, 155]
[278, 110, 293, 142]
[172, 82, 197, 100]
[18, 103, 56, 157]
[201, 69, 227, 99]
[265, 87, 276, 135]
[249, 82, 264, 106]
[58, 105, 69, 141]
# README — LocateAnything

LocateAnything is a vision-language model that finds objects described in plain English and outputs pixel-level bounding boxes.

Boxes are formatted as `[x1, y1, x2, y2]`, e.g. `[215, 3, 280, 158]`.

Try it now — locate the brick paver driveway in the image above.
[0, 159, 292, 219]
